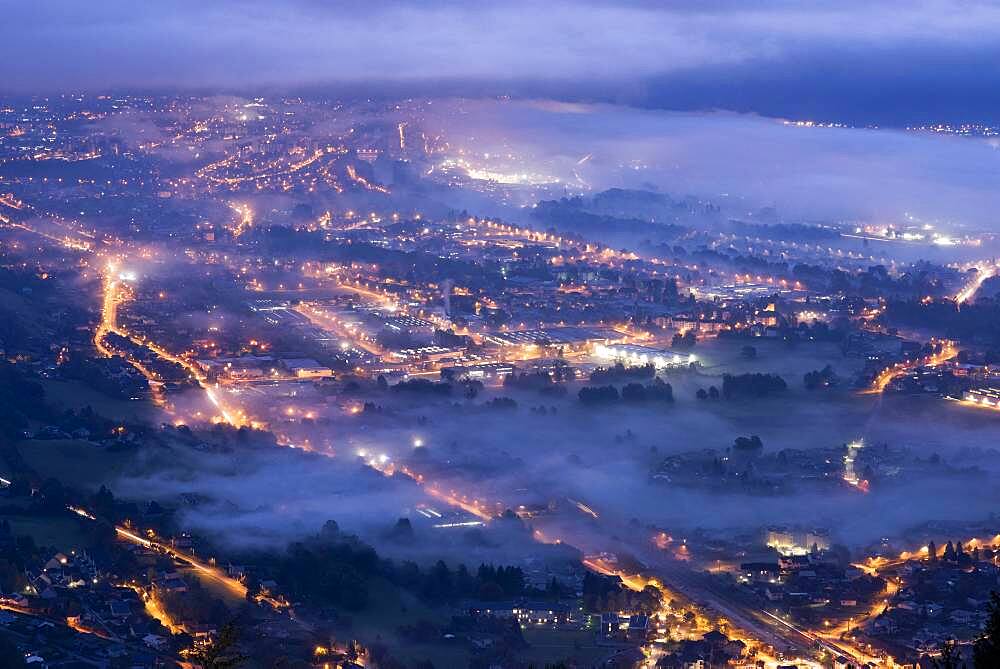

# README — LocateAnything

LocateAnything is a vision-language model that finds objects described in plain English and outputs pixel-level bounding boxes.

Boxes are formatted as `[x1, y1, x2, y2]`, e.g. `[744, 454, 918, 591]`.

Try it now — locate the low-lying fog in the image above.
[424, 100, 1000, 234]
[113, 340, 1000, 562]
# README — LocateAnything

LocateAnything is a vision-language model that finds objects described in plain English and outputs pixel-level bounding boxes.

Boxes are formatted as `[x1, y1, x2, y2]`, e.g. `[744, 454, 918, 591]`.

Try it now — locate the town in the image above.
[2, 5, 1000, 668]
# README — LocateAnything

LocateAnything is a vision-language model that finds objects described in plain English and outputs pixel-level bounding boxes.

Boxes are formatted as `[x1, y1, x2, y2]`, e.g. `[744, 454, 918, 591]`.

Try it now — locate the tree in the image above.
[804, 365, 838, 390]
[973, 591, 1000, 668]
[463, 380, 481, 399]
[696, 388, 708, 400]
[721, 373, 786, 399]
[93, 485, 115, 520]
[931, 639, 965, 669]
[188, 622, 247, 669]
[646, 378, 674, 403]
[928, 541, 938, 563]
[578, 385, 619, 405]
[672, 331, 696, 348]
[621, 383, 647, 403]
[0, 631, 26, 668]
[733, 435, 764, 453]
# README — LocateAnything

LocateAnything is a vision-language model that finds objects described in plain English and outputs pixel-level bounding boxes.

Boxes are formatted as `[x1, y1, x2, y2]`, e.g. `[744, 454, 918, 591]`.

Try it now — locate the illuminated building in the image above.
[963, 387, 1000, 409]
[281, 358, 334, 379]
[593, 343, 695, 369]
[765, 526, 830, 556]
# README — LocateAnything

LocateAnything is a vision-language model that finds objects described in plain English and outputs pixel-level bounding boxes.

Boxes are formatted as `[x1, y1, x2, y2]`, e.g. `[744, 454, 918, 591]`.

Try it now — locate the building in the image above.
[281, 358, 333, 379]
[381, 315, 436, 343]
[592, 343, 695, 369]
[440, 362, 516, 383]
[964, 387, 1000, 409]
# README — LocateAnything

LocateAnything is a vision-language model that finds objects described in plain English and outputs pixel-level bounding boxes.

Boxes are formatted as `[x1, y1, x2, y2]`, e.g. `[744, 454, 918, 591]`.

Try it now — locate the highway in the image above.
[631, 542, 885, 666]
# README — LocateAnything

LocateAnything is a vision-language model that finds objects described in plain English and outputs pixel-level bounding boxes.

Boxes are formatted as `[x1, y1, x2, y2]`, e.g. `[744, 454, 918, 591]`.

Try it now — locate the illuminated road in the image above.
[68, 506, 248, 599]
[228, 202, 254, 238]
[864, 338, 957, 394]
[345, 164, 390, 194]
[94, 269, 122, 358]
[295, 302, 385, 356]
[955, 262, 997, 305]
[638, 546, 885, 666]
[359, 449, 861, 666]
[114, 525, 249, 599]
[92, 264, 260, 428]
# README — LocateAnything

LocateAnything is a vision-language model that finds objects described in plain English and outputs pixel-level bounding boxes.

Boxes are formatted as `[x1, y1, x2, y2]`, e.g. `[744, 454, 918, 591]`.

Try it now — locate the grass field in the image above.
[41, 379, 157, 423]
[340, 578, 471, 667]
[0, 513, 93, 552]
[341, 581, 612, 667]
[681, 337, 865, 391]
[17, 438, 131, 491]
[521, 627, 614, 667]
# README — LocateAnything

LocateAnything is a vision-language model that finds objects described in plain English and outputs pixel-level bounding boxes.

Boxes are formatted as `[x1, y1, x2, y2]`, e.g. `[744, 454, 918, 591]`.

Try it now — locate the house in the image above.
[109, 600, 132, 618]
[511, 601, 577, 627]
[872, 617, 898, 635]
[281, 358, 333, 379]
[466, 601, 516, 618]
[142, 633, 167, 649]
[950, 610, 978, 625]
[627, 614, 649, 641]
[740, 562, 780, 583]
[153, 575, 187, 593]
[599, 612, 620, 640]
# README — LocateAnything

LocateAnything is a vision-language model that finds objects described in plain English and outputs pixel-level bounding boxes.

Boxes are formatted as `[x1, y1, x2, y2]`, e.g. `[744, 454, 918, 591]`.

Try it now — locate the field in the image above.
[675, 336, 866, 393]
[340, 578, 472, 667]
[520, 627, 615, 667]
[16, 438, 131, 491]
[342, 587, 611, 668]
[0, 512, 93, 552]
[41, 379, 157, 423]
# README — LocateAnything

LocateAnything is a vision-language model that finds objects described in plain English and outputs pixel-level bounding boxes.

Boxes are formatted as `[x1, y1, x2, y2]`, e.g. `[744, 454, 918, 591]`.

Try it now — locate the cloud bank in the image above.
[5, 1, 1000, 122]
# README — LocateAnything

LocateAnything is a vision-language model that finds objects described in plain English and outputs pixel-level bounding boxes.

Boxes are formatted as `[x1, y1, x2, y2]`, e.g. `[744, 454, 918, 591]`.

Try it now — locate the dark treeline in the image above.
[588, 363, 655, 384]
[0, 360, 148, 446]
[582, 571, 661, 614]
[883, 298, 1000, 345]
[672, 331, 697, 348]
[390, 378, 453, 395]
[532, 196, 687, 246]
[246, 521, 563, 612]
[804, 364, 838, 390]
[503, 370, 569, 392]
[725, 220, 842, 241]
[578, 385, 619, 405]
[0, 362, 48, 436]
[721, 373, 787, 399]
[733, 435, 764, 453]
[257, 226, 497, 290]
[621, 378, 674, 403]
[578, 377, 674, 406]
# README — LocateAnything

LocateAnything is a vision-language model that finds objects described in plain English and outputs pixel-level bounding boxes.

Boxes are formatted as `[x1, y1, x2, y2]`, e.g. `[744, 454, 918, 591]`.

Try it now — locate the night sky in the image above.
[3, 0, 1000, 125]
